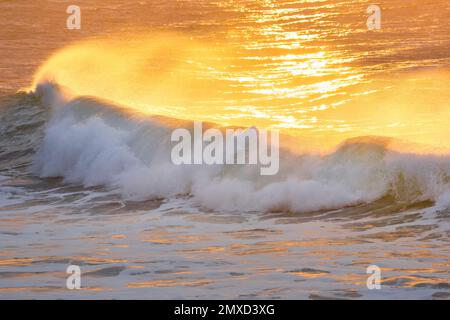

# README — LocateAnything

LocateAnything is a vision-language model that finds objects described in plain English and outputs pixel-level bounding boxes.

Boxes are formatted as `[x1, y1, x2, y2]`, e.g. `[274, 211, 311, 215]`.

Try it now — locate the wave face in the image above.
[13, 82, 450, 213]
[0, 93, 47, 172]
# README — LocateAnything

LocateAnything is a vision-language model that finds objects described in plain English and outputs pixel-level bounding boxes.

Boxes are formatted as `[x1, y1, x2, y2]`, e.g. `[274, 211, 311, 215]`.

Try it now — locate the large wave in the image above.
[23, 82, 450, 213]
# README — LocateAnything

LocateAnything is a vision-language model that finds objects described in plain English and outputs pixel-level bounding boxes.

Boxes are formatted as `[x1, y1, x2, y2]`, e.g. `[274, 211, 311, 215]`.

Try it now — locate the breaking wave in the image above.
[3, 82, 450, 213]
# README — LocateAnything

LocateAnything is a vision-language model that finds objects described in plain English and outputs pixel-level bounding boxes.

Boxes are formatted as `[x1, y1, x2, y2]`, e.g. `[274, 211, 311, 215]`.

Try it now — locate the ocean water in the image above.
[0, 0, 449, 299]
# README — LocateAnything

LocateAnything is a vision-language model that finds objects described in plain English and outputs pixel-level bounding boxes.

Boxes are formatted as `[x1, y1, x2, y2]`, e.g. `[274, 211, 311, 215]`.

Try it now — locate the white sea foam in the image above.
[31, 82, 450, 213]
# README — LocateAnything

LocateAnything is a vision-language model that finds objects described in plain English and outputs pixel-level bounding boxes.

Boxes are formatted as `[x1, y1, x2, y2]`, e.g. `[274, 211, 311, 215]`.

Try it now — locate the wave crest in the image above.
[30, 82, 450, 213]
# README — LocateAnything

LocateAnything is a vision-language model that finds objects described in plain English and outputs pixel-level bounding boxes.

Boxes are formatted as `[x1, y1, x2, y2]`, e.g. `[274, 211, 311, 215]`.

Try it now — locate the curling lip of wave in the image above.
[29, 82, 450, 213]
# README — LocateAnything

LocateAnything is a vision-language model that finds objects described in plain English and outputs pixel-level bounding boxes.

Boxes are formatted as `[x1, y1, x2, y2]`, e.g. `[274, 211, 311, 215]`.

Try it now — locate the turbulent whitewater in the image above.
[1, 82, 449, 214]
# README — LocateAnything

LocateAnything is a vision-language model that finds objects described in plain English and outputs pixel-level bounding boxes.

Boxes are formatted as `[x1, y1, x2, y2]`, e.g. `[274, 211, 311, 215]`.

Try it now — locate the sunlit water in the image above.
[0, 0, 449, 299]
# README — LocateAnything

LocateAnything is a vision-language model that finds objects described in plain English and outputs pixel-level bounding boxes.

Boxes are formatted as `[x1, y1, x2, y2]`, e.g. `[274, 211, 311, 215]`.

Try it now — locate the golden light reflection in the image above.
[30, 30, 450, 153]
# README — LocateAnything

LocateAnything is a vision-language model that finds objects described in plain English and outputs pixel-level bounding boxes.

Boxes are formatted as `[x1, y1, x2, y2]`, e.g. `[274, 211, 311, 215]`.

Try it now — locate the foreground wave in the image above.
[2, 82, 450, 213]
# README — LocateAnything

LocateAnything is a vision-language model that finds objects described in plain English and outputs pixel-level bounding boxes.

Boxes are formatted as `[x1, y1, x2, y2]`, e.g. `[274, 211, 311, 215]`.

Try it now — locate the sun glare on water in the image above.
[31, 32, 450, 154]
